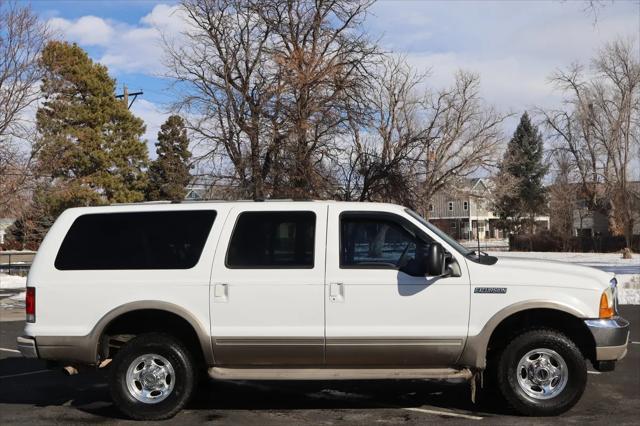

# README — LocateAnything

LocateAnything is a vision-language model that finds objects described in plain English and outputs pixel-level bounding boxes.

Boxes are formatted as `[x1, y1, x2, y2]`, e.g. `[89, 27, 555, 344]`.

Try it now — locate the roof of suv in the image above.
[58, 200, 411, 220]
[108, 199, 403, 208]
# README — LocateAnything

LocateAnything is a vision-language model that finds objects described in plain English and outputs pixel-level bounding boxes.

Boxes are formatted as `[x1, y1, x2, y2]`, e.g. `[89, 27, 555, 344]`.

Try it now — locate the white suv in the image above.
[17, 201, 629, 420]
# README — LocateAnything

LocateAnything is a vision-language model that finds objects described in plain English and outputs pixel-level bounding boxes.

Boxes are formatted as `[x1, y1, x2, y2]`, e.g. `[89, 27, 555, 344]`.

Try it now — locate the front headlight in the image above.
[599, 278, 618, 319]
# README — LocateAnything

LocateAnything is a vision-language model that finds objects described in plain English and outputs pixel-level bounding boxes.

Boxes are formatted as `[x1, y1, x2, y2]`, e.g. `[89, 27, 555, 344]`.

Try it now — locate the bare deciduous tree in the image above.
[257, 0, 377, 198]
[166, 1, 507, 208]
[166, 0, 377, 199]
[336, 57, 427, 204]
[0, 0, 49, 216]
[541, 38, 640, 248]
[338, 57, 508, 212]
[548, 150, 579, 249]
[165, 0, 275, 199]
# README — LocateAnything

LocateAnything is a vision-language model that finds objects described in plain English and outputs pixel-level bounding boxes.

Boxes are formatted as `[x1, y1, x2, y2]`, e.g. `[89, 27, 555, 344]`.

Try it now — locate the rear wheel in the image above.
[496, 329, 587, 416]
[109, 333, 196, 420]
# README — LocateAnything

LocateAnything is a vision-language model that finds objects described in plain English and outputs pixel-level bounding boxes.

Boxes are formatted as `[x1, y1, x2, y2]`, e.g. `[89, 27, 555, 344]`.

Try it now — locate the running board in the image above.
[208, 367, 473, 381]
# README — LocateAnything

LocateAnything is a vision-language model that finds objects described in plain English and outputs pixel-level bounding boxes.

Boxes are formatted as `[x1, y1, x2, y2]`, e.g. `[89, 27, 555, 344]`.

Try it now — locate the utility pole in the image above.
[115, 84, 143, 109]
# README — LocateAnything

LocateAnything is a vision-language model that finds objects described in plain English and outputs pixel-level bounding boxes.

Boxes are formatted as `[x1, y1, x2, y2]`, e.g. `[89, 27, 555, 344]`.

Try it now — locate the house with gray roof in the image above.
[428, 178, 549, 241]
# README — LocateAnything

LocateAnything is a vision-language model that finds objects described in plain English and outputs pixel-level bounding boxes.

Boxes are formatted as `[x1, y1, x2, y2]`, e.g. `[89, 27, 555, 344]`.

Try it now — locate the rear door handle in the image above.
[214, 283, 228, 302]
[329, 282, 344, 302]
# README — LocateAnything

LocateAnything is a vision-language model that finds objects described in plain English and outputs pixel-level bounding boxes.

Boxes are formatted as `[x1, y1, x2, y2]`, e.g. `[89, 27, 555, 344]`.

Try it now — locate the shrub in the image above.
[509, 232, 639, 252]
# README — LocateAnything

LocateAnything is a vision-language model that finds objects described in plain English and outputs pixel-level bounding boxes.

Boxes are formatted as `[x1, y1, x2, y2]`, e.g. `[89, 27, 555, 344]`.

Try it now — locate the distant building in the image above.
[572, 200, 610, 238]
[570, 182, 640, 237]
[428, 178, 549, 240]
[184, 176, 212, 200]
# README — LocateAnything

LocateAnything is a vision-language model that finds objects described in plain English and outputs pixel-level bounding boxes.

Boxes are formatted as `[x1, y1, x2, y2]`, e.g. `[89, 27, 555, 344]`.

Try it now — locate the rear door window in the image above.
[226, 211, 315, 268]
[55, 210, 217, 270]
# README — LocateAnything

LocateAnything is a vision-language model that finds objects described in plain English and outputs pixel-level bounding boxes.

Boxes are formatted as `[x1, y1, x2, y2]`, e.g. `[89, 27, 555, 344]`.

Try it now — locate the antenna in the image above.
[471, 191, 481, 255]
[477, 210, 481, 255]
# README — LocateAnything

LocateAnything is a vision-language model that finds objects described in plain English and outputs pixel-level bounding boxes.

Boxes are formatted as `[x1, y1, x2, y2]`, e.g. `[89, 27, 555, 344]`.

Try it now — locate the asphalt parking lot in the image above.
[0, 306, 638, 425]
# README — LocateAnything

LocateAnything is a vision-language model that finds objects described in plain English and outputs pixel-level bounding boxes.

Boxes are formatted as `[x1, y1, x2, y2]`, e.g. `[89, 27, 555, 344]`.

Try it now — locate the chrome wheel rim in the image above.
[125, 354, 175, 404]
[516, 348, 568, 400]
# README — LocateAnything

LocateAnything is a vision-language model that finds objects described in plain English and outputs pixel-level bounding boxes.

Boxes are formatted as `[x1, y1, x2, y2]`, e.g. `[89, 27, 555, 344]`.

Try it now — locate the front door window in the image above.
[340, 214, 430, 276]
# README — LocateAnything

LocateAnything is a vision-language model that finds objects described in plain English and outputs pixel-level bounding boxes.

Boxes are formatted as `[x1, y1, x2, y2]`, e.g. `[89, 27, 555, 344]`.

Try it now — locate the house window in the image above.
[428, 204, 434, 212]
[447, 201, 453, 211]
[463, 201, 468, 211]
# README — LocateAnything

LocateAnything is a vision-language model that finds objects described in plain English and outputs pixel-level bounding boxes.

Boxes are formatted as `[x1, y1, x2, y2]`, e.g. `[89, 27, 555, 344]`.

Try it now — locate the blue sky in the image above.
[30, 0, 640, 156]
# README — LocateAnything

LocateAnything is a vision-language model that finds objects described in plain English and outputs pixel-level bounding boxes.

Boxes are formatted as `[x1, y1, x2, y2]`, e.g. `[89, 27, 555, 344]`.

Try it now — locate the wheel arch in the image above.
[459, 300, 594, 369]
[92, 301, 213, 366]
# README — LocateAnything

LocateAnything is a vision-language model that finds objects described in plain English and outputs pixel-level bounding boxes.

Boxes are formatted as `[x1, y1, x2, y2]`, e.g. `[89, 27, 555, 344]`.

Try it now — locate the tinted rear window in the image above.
[55, 210, 217, 270]
[226, 211, 315, 268]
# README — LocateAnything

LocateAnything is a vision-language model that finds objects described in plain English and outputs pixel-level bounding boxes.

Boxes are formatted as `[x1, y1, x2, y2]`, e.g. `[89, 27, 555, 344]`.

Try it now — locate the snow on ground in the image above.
[0, 273, 26, 308]
[0, 294, 25, 309]
[462, 239, 510, 249]
[489, 251, 640, 305]
[0, 273, 26, 290]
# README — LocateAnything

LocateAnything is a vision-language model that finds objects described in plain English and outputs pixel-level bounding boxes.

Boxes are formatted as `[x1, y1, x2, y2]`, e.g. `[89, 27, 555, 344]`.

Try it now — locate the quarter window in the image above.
[226, 211, 315, 268]
[55, 211, 217, 270]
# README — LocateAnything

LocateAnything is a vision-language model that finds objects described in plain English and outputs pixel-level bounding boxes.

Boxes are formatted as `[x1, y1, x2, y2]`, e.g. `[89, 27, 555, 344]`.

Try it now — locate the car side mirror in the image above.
[425, 242, 446, 276]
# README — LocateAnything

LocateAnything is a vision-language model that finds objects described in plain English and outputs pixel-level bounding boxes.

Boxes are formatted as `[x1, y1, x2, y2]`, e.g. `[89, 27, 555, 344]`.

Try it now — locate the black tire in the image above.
[496, 329, 587, 416]
[109, 332, 196, 420]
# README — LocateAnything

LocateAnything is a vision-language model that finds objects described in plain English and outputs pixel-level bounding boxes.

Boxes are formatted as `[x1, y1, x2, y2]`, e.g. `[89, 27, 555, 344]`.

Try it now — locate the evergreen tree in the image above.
[34, 41, 148, 211]
[494, 112, 548, 233]
[146, 115, 192, 201]
[4, 185, 56, 250]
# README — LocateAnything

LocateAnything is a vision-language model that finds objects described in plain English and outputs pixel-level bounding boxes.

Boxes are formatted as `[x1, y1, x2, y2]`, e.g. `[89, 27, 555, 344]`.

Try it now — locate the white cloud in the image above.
[49, 15, 115, 46]
[47, 4, 185, 75]
[369, 0, 639, 123]
[140, 3, 186, 34]
[405, 52, 560, 113]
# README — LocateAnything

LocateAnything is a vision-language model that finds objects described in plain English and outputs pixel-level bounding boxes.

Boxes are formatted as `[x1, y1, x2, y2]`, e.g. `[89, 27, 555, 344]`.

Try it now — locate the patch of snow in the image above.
[489, 251, 640, 305]
[0, 273, 26, 290]
[9, 291, 25, 301]
[462, 239, 509, 249]
[619, 276, 640, 305]
[0, 290, 25, 308]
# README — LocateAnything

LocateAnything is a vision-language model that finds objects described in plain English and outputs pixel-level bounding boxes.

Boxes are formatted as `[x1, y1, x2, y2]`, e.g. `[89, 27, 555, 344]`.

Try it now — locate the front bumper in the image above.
[584, 316, 630, 361]
[17, 336, 38, 358]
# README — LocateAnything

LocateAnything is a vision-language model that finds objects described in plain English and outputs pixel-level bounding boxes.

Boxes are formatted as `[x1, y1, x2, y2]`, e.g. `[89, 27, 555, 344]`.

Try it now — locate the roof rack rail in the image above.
[109, 198, 318, 206]
[109, 201, 173, 206]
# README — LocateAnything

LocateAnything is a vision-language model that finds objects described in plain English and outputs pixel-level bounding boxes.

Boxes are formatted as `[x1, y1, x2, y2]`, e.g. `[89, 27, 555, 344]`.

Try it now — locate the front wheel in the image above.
[109, 332, 196, 420]
[496, 329, 587, 416]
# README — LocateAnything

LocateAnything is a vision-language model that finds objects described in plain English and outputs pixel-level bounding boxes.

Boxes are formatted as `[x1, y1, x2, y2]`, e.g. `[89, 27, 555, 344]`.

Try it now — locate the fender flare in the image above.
[458, 300, 587, 369]
[91, 300, 213, 365]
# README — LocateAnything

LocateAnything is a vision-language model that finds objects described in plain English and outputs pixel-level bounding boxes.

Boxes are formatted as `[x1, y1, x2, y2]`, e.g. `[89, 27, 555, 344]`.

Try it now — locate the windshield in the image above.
[404, 208, 473, 256]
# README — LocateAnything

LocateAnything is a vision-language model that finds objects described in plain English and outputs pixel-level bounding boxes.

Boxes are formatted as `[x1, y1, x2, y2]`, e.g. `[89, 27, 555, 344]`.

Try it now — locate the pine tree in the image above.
[4, 185, 56, 250]
[34, 41, 149, 211]
[494, 112, 548, 233]
[146, 115, 192, 201]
